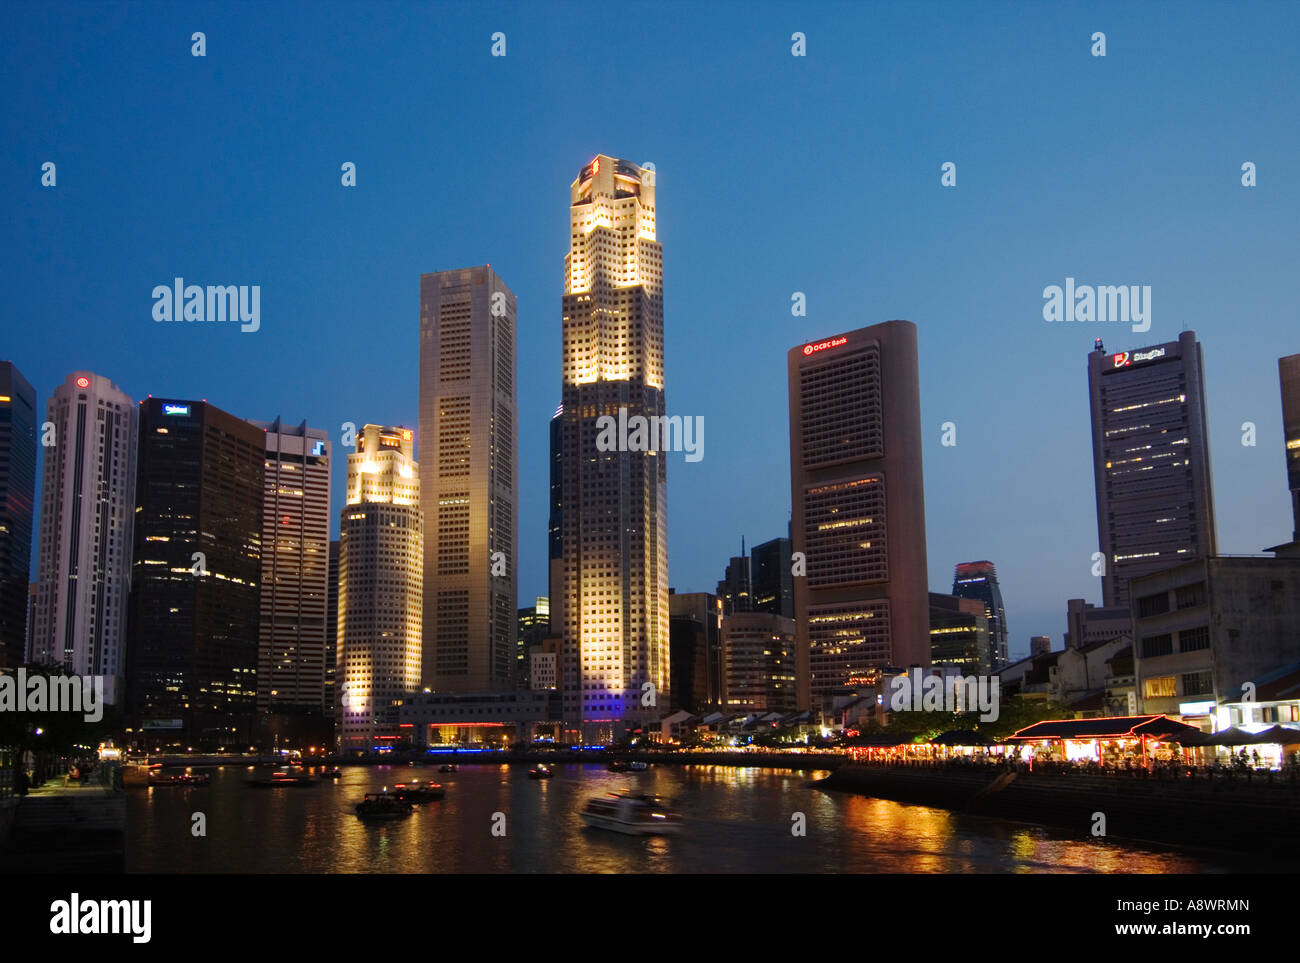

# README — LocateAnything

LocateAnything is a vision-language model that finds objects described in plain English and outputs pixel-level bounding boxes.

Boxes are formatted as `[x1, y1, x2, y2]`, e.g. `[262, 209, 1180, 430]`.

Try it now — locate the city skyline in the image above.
[5, 2, 1300, 897]
[5, 3, 1300, 657]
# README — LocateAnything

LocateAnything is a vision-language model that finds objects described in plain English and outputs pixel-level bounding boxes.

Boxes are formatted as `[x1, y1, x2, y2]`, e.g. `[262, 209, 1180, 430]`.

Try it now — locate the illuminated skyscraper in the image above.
[0, 361, 36, 669]
[326, 539, 339, 717]
[247, 418, 331, 726]
[788, 321, 930, 709]
[419, 266, 517, 692]
[559, 154, 668, 740]
[337, 425, 422, 753]
[1088, 332, 1217, 607]
[30, 372, 135, 699]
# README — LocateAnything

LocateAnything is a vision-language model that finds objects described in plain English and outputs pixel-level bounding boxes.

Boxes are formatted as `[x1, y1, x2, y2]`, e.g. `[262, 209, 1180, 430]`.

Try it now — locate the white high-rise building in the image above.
[559, 154, 669, 741]
[337, 424, 422, 753]
[247, 418, 331, 716]
[30, 371, 138, 704]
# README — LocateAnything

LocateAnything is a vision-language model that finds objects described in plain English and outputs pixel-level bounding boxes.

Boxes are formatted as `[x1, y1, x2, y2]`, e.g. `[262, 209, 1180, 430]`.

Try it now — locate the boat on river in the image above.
[608, 760, 648, 772]
[148, 768, 210, 787]
[391, 780, 446, 803]
[246, 766, 317, 788]
[355, 792, 413, 819]
[580, 792, 682, 836]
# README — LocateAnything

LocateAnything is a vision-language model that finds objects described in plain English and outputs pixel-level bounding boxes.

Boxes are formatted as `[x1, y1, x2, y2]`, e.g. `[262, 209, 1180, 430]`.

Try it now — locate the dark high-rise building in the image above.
[716, 543, 752, 616]
[126, 399, 264, 749]
[929, 593, 991, 675]
[1088, 332, 1217, 608]
[0, 362, 36, 669]
[668, 618, 707, 714]
[668, 590, 718, 713]
[789, 321, 930, 710]
[951, 561, 1008, 670]
[548, 404, 563, 565]
[722, 611, 797, 713]
[751, 535, 794, 619]
[548, 403, 563, 623]
[419, 266, 518, 693]
[559, 155, 668, 741]
[1030, 635, 1052, 656]
[1280, 354, 1300, 542]
[24, 583, 36, 659]
[517, 597, 549, 689]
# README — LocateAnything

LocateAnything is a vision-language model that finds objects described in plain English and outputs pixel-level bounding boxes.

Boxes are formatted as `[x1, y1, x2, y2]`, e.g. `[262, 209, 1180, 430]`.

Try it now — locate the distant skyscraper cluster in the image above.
[4, 152, 1300, 752]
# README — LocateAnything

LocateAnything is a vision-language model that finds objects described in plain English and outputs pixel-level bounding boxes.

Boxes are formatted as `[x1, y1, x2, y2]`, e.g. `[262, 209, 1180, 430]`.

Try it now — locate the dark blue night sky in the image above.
[4, 1, 1298, 658]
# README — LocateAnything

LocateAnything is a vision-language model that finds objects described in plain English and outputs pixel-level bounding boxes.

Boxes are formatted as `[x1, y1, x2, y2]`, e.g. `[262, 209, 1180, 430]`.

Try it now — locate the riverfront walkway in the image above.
[0, 777, 125, 873]
[823, 760, 1300, 857]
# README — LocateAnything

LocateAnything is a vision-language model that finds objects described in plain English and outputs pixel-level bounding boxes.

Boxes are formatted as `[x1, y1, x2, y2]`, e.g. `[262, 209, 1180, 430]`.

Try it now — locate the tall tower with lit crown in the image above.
[337, 425, 422, 753]
[559, 154, 669, 740]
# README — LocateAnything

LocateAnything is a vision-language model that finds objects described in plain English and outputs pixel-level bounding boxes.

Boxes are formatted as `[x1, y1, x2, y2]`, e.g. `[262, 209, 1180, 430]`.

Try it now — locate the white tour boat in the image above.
[579, 792, 682, 835]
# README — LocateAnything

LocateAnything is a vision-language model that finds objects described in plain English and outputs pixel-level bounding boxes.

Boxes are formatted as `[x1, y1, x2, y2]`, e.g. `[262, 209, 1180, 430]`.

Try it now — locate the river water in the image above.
[125, 762, 1257, 873]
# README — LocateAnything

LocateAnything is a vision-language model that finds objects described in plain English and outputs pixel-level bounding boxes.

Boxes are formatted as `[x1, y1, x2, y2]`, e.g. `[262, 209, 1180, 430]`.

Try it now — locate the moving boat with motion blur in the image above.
[246, 766, 317, 788]
[580, 792, 682, 836]
[390, 780, 446, 803]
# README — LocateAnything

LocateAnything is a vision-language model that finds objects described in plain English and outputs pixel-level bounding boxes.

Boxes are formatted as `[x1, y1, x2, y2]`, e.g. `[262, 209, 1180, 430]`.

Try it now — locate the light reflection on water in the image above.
[126, 763, 1258, 874]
